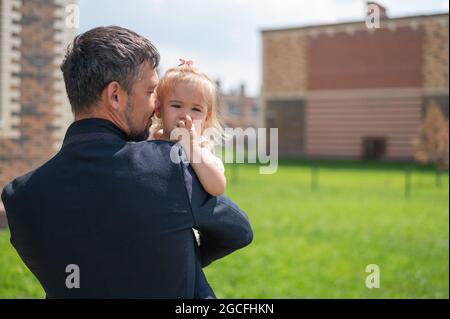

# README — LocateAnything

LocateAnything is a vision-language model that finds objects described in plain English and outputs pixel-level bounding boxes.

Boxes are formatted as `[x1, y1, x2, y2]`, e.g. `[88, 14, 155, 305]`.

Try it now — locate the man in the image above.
[1, 26, 253, 298]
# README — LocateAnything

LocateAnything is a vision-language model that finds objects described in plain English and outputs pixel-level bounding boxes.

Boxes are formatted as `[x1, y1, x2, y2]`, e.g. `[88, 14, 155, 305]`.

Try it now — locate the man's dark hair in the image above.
[61, 26, 160, 113]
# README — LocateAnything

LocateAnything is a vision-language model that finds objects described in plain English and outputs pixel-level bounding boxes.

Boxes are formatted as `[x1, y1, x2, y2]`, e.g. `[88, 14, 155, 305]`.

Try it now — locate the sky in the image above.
[78, 0, 449, 97]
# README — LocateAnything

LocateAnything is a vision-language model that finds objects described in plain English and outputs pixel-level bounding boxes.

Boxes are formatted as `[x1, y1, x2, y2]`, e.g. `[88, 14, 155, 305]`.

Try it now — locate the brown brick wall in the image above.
[308, 26, 424, 90]
[0, 0, 59, 191]
[423, 21, 449, 89]
[262, 32, 307, 94]
[266, 99, 305, 157]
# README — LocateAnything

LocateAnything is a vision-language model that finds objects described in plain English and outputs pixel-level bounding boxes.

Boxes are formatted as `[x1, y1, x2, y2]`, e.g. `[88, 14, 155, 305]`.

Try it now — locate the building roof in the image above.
[260, 12, 449, 34]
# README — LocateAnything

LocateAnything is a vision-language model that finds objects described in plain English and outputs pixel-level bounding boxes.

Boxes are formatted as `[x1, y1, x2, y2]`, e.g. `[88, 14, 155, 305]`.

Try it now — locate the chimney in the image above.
[239, 83, 246, 97]
[367, 2, 388, 20]
[215, 79, 221, 93]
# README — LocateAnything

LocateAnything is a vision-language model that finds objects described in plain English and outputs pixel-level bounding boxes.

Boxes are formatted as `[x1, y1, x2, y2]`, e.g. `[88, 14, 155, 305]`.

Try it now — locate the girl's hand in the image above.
[173, 116, 226, 196]
[173, 116, 199, 152]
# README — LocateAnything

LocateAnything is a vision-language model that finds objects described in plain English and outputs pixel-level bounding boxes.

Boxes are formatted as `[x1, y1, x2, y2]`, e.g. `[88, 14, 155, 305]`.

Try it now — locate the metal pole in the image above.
[405, 166, 411, 199]
[311, 165, 318, 191]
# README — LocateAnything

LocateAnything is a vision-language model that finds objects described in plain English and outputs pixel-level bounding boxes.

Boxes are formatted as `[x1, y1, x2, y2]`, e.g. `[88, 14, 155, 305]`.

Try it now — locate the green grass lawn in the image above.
[0, 160, 448, 298]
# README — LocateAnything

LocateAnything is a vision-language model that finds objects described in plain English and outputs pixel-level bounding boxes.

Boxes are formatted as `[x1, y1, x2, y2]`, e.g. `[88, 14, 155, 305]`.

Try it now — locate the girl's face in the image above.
[157, 82, 209, 137]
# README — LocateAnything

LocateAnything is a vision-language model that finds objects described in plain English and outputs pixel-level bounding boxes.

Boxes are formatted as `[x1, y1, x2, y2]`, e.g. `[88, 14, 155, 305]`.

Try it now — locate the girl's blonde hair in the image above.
[152, 63, 225, 147]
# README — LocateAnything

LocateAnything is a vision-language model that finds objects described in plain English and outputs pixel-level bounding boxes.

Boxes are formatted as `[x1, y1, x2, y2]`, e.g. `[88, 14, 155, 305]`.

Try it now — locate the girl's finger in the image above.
[184, 116, 193, 131]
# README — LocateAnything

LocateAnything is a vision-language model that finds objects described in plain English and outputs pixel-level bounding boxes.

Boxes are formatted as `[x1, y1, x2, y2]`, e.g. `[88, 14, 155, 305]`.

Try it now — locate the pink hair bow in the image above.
[179, 58, 193, 66]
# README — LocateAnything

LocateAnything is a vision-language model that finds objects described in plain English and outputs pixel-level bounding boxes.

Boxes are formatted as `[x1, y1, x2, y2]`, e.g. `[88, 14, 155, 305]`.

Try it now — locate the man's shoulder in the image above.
[0, 148, 65, 206]
[1, 140, 184, 207]
[125, 140, 184, 166]
[1, 169, 36, 209]
[133, 140, 176, 153]
[139, 140, 181, 153]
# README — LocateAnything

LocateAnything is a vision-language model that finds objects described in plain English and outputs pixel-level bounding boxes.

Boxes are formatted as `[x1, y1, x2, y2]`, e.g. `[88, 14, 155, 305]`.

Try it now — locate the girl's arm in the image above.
[172, 116, 226, 196]
[188, 143, 226, 196]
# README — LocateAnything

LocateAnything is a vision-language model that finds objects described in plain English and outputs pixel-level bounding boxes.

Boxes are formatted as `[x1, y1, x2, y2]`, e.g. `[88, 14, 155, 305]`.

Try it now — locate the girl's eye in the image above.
[171, 104, 181, 108]
[193, 108, 202, 112]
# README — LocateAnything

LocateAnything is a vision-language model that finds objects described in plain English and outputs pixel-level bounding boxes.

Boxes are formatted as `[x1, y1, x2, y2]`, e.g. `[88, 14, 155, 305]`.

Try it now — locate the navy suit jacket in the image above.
[1, 118, 253, 298]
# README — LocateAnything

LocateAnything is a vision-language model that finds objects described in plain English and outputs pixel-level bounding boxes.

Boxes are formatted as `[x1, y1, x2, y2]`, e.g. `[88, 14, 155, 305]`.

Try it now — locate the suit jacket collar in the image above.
[63, 118, 129, 144]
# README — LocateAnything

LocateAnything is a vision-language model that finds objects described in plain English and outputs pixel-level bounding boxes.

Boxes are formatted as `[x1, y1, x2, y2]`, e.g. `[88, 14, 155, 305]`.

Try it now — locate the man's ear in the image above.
[105, 81, 127, 110]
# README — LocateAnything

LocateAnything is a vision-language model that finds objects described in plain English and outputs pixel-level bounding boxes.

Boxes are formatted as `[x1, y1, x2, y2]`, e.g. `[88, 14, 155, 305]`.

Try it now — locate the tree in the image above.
[414, 102, 449, 186]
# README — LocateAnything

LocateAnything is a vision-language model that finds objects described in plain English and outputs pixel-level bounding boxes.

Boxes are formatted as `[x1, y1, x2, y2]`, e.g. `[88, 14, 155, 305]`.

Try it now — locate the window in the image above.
[228, 103, 241, 116]
[251, 104, 258, 116]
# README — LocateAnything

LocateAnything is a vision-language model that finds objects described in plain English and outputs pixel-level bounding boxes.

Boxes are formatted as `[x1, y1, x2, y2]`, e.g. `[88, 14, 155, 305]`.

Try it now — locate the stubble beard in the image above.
[125, 101, 151, 142]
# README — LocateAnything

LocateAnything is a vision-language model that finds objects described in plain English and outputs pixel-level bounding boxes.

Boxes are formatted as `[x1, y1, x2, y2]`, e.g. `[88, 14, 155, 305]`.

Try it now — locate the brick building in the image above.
[0, 0, 75, 212]
[262, 4, 449, 160]
[218, 83, 261, 129]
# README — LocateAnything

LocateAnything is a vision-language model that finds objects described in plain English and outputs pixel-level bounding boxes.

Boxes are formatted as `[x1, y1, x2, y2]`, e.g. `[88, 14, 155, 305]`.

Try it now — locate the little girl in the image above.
[150, 59, 226, 197]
